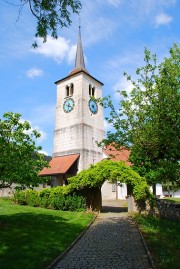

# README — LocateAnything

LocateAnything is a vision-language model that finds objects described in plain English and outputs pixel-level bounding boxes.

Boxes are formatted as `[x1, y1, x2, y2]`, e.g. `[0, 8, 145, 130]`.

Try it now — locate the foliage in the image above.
[0, 198, 93, 269]
[134, 214, 180, 269]
[13, 187, 86, 211]
[8, 0, 81, 47]
[0, 112, 48, 189]
[162, 180, 180, 196]
[98, 44, 180, 186]
[67, 159, 153, 201]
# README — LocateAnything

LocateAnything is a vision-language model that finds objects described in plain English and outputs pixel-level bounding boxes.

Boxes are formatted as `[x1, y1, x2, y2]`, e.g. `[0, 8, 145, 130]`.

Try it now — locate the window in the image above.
[66, 85, 70, 97]
[89, 84, 91, 96]
[65, 83, 74, 97]
[70, 83, 74, 96]
[92, 86, 95, 96]
[89, 84, 95, 97]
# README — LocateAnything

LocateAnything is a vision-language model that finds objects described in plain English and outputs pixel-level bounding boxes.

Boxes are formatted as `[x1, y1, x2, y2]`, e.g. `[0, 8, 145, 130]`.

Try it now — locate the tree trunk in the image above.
[153, 184, 156, 196]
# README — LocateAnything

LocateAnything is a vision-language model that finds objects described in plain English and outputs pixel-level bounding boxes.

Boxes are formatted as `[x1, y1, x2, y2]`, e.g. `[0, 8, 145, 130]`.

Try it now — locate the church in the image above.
[40, 27, 129, 200]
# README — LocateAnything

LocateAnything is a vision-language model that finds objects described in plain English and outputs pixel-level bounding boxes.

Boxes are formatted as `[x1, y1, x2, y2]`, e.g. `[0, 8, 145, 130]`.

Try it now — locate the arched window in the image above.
[65, 83, 74, 97]
[89, 84, 92, 96]
[66, 85, 70, 97]
[89, 84, 95, 97]
[92, 86, 95, 97]
[70, 83, 74, 96]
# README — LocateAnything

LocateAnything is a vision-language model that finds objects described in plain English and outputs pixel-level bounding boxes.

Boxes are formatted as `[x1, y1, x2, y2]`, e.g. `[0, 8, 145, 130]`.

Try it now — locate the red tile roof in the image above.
[103, 145, 131, 166]
[39, 154, 80, 176]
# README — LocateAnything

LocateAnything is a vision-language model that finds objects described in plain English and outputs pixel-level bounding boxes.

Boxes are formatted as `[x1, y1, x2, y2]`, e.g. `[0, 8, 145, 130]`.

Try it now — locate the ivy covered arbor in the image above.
[66, 159, 152, 211]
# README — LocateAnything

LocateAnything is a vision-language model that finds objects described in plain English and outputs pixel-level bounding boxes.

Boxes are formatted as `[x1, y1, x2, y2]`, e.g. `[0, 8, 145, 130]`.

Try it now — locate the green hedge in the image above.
[13, 187, 86, 212]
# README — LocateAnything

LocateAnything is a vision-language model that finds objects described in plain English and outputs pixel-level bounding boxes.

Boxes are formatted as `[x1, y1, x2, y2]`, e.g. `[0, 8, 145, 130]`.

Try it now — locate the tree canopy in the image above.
[8, 0, 82, 47]
[67, 159, 152, 201]
[0, 112, 48, 189]
[99, 44, 180, 188]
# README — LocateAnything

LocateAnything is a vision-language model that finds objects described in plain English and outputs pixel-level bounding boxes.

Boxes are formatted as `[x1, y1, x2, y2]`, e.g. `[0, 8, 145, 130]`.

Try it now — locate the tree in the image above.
[99, 44, 180, 187]
[8, 0, 82, 47]
[0, 112, 48, 189]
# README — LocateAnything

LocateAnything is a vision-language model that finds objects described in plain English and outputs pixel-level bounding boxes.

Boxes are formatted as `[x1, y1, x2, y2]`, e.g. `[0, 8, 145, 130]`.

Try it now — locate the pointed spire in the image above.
[75, 26, 86, 70]
[68, 26, 89, 76]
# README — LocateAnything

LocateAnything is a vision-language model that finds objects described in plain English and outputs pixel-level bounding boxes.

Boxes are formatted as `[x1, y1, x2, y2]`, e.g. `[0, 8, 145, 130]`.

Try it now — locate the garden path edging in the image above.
[132, 217, 156, 269]
[46, 212, 98, 269]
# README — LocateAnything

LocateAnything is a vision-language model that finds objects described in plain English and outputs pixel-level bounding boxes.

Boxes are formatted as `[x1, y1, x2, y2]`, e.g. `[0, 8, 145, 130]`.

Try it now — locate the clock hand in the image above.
[67, 103, 71, 111]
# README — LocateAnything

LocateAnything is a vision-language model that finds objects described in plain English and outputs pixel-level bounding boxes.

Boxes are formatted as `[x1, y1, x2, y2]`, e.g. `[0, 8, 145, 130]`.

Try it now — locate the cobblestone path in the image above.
[51, 208, 152, 269]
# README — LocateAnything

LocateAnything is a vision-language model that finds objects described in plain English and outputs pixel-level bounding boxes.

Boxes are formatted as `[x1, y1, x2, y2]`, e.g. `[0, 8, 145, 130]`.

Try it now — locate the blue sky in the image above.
[0, 0, 179, 156]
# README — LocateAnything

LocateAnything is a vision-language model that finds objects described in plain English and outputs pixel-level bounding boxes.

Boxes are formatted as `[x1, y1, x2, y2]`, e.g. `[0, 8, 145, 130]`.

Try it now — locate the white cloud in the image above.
[130, 0, 176, 15]
[113, 76, 148, 103]
[36, 128, 47, 142]
[155, 13, 173, 26]
[20, 118, 47, 142]
[26, 68, 44, 78]
[104, 119, 113, 131]
[67, 44, 77, 64]
[106, 0, 123, 8]
[104, 0, 176, 27]
[38, 150, 49, 156]
[113, 77, 134, 100]
[114, 77, 133, 92]
[31, 36, 76, 64]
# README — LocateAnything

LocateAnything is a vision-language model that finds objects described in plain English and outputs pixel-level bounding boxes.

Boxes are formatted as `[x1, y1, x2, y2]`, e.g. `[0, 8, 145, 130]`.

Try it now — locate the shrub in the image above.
[26, 190, 39, 207]
[51, 195, 66, 210]
[13, 190, 27, 205]
[38, 188, 52, 208]
[65, 195, 86, 211]
[13, 187, 86, 212]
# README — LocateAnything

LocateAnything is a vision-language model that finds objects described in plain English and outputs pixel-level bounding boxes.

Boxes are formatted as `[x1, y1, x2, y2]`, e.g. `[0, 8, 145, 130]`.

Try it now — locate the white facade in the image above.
[101, 181, 127, 200]
[102, 151, 128, 200]
[53, 72, 105, 172]
[163, 190, 180, 198]
[150, 184, 164, 198]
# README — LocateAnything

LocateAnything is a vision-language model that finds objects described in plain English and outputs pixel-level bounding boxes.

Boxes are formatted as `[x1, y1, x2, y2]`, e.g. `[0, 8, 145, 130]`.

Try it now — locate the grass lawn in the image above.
[0, 198, 94, 269]
[134, 214, 180, 269]
[162, 197, 180, 204]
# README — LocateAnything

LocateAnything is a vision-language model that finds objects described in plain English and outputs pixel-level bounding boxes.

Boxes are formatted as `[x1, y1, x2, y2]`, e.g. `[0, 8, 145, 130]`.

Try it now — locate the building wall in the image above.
[117, 183, 127, 199]
[101, 181, 117, 200]
[53, 72, 104, 172]
[163, 190, 180, 197]
[101, 181, 128, 200]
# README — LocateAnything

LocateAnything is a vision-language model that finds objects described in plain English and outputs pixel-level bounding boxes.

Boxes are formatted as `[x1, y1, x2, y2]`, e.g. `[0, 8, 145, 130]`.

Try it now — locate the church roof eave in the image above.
[55, 69, 104, 86]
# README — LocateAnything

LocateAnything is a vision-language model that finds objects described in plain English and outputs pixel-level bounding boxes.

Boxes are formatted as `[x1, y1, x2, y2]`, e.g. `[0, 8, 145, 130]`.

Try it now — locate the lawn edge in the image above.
[46, 212, 98, 269]
[132, 216, 156, 269]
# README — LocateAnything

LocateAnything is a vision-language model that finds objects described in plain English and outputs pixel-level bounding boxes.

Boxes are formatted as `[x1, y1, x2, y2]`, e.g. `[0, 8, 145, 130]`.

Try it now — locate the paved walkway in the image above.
[51, 200, 152, 269]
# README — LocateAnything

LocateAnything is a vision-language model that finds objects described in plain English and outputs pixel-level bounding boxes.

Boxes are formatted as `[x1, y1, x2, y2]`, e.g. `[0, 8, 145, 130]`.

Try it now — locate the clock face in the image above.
[63, 98, 75, 113]
[89, 100, 98, 114]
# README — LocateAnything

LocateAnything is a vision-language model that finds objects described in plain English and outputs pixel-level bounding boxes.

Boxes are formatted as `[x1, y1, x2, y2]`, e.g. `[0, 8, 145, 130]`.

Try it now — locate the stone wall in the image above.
[0, 184, 49, 198]
[0, 187, 13, 197]
[156, 199, 180, 221]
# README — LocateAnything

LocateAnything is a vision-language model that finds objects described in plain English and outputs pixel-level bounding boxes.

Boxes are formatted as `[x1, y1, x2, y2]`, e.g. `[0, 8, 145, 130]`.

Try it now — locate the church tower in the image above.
[40, 28, 130, 200]
[53, 27, 104, 175]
